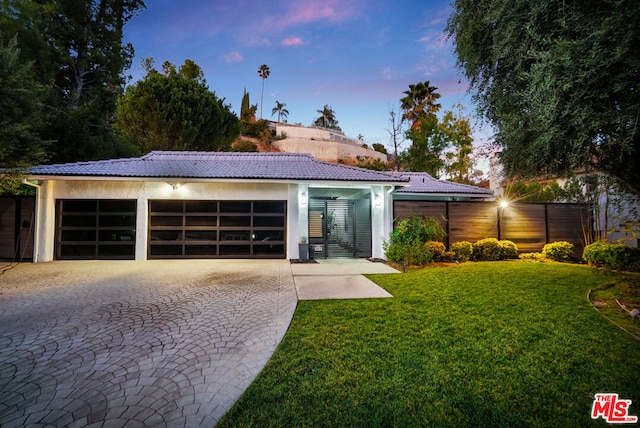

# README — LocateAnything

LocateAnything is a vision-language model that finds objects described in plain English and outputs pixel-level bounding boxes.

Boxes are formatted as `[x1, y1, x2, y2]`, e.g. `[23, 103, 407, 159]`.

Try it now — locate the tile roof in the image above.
[27, 151, 408, 183]
[390, 172, 493, 195]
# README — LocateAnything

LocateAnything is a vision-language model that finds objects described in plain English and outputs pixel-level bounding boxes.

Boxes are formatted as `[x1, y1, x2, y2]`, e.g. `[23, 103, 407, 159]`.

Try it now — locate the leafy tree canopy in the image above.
[0, 0, 146, 164]
[114, 59, 241, 153]
[0, 33, 48, 193]
[313, 105, 341, 131]
[447, 0, 640, 195]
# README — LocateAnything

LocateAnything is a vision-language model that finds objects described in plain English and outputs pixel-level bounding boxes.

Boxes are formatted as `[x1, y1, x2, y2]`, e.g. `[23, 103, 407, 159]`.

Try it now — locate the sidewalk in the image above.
[290, 259, 398, 300]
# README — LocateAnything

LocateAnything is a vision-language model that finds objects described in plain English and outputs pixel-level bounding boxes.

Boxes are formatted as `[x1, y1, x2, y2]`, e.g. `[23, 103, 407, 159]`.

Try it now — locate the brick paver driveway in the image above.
[0, 260, 297, 427]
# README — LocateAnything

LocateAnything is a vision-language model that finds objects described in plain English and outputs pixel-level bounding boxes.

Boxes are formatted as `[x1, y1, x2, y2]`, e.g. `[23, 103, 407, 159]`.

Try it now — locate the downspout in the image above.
[21, 178, 41, 263]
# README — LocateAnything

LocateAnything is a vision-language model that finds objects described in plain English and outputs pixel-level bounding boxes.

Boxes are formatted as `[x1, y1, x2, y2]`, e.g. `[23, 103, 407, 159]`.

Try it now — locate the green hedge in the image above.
[542, 241, 574, 262]
[583, 241, 640, 272]
[472, 238, 519, 261]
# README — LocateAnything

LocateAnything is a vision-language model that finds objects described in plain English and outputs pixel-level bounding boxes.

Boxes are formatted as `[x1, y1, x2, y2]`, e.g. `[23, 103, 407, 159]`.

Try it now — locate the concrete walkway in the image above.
[0, 260, 297, 428]
[291, 259, 397, 300]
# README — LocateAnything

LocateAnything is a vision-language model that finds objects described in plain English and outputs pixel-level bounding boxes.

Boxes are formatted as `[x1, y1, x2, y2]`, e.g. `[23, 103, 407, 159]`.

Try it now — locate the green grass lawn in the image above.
[218, 262, 640, 427]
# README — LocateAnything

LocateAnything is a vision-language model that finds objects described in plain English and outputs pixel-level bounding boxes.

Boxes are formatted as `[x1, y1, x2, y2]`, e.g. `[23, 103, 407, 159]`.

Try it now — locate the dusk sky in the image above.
[123, 0, 486, 151]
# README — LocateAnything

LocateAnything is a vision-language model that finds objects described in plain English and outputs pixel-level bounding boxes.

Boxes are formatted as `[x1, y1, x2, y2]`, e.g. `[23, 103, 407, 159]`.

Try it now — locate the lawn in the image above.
[218, 262, 640, 427]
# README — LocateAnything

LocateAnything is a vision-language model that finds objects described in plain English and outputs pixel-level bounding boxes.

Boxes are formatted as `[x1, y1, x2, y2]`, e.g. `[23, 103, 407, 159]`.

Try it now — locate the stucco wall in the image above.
[31, 179, 392, 262]
[274, 124, 388, 163]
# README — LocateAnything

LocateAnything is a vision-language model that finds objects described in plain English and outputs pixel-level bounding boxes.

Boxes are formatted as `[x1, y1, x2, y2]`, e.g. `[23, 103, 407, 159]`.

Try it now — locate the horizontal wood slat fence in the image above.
[0, 197, 35, 261]
[394, 200, 592, 257]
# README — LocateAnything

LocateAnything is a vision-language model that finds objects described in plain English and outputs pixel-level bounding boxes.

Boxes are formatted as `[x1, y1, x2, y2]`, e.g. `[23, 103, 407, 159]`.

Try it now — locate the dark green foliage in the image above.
[242, 120, 272, 140]
[0, 34, 49, 193]
[313, 105, 341, 130]
[473, 238, 519, 261]
[114, 62, 241, 152]
[450, 240, 473, 262]
[1, 0, 147, 163]
[503, 181, 565, 203]
[583, 241, 640, 272]
[542, 241, 574, 262]
[400, 115, 448, 177]
[231, 140, 258, 152]
[384, 215, 446, 265]
[447, 0, 640, 195]
[371, 143, 387, 154]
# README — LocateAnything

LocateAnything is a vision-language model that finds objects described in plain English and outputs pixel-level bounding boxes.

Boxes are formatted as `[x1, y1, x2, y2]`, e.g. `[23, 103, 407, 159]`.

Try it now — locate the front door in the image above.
[308, 198, 371, 259]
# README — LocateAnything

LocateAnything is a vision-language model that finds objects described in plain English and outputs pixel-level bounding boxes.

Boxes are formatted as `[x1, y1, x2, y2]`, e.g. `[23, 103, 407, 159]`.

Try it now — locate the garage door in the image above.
[148, 200, 286, 259]
[55, 200, 136, 260]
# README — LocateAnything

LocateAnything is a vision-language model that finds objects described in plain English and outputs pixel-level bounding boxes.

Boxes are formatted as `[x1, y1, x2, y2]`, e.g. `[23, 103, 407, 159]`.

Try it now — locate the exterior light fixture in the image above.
[374, 193, 382, 207]
[300, 191, 307, 206]
[499, 200, 509, 209]
[169, 182, 183, 190]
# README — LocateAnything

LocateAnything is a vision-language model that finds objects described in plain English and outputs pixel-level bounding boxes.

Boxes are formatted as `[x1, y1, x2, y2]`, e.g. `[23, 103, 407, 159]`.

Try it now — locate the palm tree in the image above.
[257, 64, 270, 119]
[313, 104, 339, 130]
[400, 81, 441, 129]
[271, 101, 289, 123]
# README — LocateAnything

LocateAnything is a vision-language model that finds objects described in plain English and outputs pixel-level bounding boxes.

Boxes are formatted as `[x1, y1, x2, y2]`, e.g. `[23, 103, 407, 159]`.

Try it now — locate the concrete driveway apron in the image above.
[0, 260, 297, 428]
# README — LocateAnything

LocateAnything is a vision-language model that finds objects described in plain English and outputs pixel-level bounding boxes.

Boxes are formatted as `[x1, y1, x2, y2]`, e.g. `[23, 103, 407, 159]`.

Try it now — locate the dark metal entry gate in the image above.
[308, 198, 371, 259]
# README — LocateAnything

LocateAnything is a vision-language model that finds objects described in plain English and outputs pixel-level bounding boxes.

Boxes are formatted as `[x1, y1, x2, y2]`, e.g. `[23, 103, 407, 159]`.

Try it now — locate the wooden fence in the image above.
[0, 197, 35, 261]
[394, 200, 592, 257]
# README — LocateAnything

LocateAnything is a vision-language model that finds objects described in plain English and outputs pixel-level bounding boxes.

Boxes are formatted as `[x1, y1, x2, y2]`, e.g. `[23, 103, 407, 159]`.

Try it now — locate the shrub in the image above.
[583, 241, 640, 272]
[384, 215, 446, 266]
[473, 238, 502, 261]
[450, 241, 473, 262]
[441, 251, 456, 262]
[231, 140, 258, 152]
[582, 241, 612, 267]
[498, 240, 518, 259]
[426, 241, 446, 261]
[473, 238, 519, 261]
[542, 241, 574, 262]
[519, 252, 544, 261]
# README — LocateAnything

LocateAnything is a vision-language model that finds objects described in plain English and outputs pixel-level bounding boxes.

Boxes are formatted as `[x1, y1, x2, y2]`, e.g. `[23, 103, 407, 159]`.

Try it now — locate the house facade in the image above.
[23, 151, 407, 262]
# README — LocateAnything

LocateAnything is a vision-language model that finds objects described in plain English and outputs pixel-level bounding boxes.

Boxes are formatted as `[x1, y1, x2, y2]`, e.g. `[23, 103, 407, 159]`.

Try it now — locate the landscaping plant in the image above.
[450, 240, 473, 262]
[542, 241, 574, 262]
[472, 238, 519, 261]
[583, 241, 640, 272]
[384, 215, 445, 266]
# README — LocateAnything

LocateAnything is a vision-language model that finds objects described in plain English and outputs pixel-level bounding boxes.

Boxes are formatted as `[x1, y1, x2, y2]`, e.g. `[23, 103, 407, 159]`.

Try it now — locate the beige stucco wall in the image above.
[274, 124, 388, 163]
[31, 178, 392, 262]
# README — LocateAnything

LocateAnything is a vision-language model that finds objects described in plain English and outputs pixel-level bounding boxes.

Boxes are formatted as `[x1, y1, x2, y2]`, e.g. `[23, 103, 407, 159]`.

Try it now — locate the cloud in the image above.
[220, 51, 244, 63]
[265, 0, 363, 31]
[380, 67, 394, 80]
[282, 37, 304, 46]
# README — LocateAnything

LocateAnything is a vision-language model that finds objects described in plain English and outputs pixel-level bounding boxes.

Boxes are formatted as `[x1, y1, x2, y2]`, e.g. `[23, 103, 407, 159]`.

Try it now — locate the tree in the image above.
[271, 101, 289, 123]
[0, 34, 48, 193]
[114, 60, 241, 153]
[257, 64, 270, 119]
[313, 105, 341, 130]
[399, 115, 448, 177]
[400, 81, 441, 129]
[446, 0, 640, 196]
[240, 88, 257, 122]
[1, 0, 147, 163]
[386, 106, 404, 171]
[440, 107, 474, 183]
[372, 143, 387, 154]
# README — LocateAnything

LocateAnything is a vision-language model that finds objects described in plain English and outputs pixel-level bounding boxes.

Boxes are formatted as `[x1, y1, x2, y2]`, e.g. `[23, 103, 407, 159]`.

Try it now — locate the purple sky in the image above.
[123, 0, 487, 151]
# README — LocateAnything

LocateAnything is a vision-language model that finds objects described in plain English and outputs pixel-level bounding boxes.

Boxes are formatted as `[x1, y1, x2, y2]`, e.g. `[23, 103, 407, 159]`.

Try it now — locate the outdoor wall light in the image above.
[169, 182, 183, 190]
[374, 193, 382, 207]
[300, 191, 307, 206]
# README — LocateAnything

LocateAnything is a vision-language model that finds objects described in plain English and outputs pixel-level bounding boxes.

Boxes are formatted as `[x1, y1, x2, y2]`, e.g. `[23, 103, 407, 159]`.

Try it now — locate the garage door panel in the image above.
[56, 200, 136, 260]
[148, 200, 286, 259]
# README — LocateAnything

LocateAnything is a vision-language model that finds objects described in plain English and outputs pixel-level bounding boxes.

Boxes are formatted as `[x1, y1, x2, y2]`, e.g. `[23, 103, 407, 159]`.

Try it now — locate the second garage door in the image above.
[148, 200, 286, 259]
